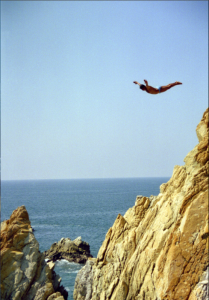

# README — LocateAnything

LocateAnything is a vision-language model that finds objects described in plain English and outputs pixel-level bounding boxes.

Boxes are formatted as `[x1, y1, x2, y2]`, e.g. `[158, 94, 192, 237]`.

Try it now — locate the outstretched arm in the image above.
[133, 80, 149, 87]
[133, 81, 141, 87]
[144, 80, 148, 86]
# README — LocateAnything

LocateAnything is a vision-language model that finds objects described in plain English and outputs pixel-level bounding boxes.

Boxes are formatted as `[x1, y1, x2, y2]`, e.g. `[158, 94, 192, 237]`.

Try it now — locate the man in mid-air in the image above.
[133, 80, 182, 94]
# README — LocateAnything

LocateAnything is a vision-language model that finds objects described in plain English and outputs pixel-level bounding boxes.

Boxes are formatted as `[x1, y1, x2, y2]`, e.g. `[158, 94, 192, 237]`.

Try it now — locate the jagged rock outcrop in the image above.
[74, 259, 96, 300]
[44, 237, 93, 264]
[0, 205, 68, 300]
[74, 108, 209, 300]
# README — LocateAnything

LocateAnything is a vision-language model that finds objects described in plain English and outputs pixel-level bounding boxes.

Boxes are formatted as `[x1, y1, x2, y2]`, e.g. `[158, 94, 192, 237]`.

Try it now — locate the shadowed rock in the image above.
[43, 237, 93, 264]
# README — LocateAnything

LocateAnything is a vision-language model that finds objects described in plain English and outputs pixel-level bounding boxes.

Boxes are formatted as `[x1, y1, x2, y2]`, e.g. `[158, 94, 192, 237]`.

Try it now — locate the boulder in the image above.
[0, 205, 68, 300]
[44, 236, 93, 264]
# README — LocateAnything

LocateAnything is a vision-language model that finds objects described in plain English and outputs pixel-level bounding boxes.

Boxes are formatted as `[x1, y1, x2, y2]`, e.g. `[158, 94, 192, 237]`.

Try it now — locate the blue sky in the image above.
[1, 1, 208, 180]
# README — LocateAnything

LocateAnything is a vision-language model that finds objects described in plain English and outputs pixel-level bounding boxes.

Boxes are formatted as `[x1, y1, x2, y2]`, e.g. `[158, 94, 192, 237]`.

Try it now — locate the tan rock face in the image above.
[74, 108, 209, 300]
[0, 205, 67, 300]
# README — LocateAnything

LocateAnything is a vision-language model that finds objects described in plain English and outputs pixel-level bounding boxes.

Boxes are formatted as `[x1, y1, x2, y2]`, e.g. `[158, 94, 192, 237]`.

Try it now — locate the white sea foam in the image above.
[55, 259, 80, 267]
[62, 269, 80, 274]
[71, 270, 79, 274]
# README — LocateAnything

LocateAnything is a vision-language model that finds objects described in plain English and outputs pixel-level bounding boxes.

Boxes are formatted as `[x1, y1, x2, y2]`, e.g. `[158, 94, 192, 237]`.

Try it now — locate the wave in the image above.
[45, 258, 81, 275]
[55, 259, 80, 267]
[61, 269, 79, 274]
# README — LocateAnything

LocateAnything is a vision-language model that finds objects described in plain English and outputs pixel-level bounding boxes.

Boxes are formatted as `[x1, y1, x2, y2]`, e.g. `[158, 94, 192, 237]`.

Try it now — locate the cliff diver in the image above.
[133, 80, 182, 94]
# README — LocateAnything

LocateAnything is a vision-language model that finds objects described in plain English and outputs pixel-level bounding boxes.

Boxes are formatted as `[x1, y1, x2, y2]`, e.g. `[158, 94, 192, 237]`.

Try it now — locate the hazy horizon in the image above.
[1, 176, 171, 182]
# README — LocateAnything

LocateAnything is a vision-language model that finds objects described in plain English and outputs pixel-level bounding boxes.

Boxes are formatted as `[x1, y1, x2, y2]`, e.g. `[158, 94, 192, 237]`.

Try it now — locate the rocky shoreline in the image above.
[0, 204, 94, 300]
[1, 108, 208, 300]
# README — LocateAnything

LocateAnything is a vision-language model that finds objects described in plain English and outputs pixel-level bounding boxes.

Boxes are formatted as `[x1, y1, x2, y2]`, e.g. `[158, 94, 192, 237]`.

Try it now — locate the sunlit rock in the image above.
[73, 108, 209, 300]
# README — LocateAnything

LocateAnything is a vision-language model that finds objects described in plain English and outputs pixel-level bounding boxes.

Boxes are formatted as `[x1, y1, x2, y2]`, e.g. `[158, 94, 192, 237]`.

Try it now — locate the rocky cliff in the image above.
[74, 108, 209, 300]
[0, 205, 68, 300]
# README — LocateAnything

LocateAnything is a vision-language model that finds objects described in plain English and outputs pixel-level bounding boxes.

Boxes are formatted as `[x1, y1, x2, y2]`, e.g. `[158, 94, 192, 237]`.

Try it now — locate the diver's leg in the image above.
[160, 82, 182, 93]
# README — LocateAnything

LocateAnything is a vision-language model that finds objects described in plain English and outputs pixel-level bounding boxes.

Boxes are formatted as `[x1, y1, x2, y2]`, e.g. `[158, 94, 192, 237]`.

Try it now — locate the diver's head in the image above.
[140, 84, 146, 91]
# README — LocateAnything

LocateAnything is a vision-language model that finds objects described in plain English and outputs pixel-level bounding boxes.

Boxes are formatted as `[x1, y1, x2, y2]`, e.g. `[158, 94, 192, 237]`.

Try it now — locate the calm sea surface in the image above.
[1, 177, 169, 300]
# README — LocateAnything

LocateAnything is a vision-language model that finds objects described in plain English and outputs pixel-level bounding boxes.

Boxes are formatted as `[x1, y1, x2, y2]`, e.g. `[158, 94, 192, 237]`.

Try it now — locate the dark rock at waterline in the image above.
[43, 237, 93, 264]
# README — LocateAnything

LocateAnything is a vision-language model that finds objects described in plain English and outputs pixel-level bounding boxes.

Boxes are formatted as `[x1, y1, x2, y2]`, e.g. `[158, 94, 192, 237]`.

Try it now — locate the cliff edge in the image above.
[74, 108, 209, 300]
[0, 205, 67, 300]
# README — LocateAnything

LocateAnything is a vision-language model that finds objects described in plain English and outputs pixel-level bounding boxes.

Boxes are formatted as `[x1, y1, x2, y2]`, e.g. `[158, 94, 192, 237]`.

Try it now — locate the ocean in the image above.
[1, 177, 169, 300]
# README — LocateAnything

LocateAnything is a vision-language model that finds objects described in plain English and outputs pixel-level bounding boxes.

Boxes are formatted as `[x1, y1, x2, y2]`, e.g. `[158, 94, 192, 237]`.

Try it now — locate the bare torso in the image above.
[145, 85, 159, 95]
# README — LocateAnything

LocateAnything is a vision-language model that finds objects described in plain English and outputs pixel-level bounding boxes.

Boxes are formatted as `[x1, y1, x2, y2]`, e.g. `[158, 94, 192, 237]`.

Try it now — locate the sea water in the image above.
[1, 177, 169, 300]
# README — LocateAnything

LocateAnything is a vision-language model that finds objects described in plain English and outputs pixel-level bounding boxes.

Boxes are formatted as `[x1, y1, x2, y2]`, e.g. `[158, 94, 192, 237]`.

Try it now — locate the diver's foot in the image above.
[175, 81, 182, 85]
